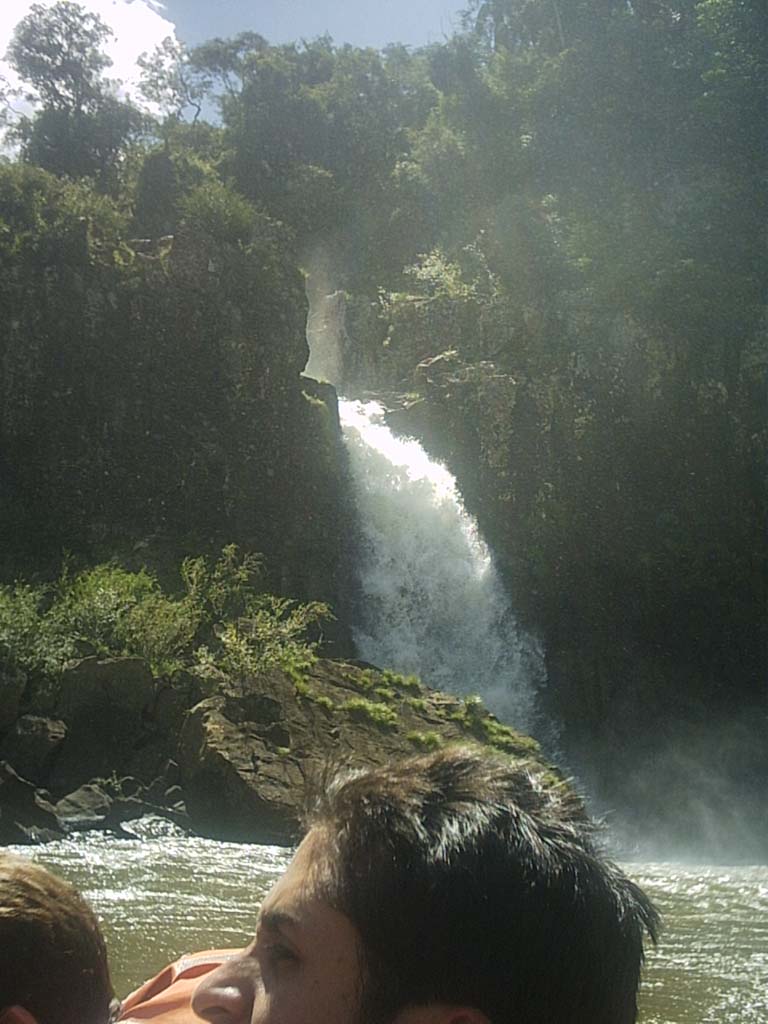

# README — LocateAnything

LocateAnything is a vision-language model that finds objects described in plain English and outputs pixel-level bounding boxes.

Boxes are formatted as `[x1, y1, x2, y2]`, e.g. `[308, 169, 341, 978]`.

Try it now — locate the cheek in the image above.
[253, 977, 358, 1024]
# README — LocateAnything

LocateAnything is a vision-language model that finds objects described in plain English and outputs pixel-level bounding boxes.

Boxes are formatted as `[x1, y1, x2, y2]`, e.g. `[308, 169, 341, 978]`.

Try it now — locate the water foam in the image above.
[340, 399, 543, 729]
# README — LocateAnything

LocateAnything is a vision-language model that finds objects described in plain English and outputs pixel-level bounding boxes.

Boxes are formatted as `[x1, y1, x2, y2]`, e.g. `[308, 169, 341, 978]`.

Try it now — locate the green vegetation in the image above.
[0, 547, 330, 685]
[449, 696, 541, 755]
[406, 697, 429, 713]
[343, 697, 399, 731]
[406, 730, 444, 751]
[381, 670, 424, 694]
[373, 686, 397, 702]
[293, 677, 335, 712]
[0, 0, 763, 804]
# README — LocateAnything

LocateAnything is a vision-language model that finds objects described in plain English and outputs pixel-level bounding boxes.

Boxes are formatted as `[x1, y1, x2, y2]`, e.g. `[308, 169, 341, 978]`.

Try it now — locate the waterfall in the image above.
[340, 399, 543, 730]
[304, 290, 347, 387]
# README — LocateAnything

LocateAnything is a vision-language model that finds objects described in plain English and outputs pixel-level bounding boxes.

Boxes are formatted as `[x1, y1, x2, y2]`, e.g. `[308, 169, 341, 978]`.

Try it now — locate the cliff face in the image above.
[387, 353, 768, 859]
[0, 168, 353, 631]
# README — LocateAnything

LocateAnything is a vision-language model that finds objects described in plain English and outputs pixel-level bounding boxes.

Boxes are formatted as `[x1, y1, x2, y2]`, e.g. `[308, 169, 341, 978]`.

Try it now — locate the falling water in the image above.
[339, 399, 543, 730]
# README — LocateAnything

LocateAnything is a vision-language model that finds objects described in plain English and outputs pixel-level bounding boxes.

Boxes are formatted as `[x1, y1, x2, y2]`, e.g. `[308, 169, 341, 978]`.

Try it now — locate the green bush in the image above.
[373, 686, 396, 702]
[406, 696, 428, 712]
[179, 180, 259, 245]
[0, 546, 330, 682]
[0, 583, 69, 676]
[194, 594, 331, 682]
[406, 730, 443, 751]
[381, 669, 423, 694]
[343, 697, 398, 730]
[181, 544, 264, 625]
[448, 694, 540, 755]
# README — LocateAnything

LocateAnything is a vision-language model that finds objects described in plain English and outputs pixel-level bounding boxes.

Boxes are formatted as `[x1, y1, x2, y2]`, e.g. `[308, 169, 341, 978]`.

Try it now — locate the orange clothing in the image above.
[118, 950, 239, 1024]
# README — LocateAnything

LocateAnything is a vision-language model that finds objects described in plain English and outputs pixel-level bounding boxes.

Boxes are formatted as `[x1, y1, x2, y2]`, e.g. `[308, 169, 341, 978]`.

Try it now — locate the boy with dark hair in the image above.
[0, 854, 117, 1024]
[193, 746, 659, 1024]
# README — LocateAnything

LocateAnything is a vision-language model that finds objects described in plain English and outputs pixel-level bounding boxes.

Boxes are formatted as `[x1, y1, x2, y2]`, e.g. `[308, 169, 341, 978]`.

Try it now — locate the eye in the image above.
[256, 936, 299, 976]
[264, 942, 297, 964]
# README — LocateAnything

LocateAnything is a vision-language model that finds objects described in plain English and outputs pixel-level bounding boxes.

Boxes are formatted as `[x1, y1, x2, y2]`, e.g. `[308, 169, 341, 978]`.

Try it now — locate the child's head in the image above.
[0, 854, 115, 1024]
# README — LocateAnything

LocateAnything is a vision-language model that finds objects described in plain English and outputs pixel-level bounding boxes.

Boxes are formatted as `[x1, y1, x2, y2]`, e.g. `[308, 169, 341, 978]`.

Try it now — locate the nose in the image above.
[191, 953, 260, 1024]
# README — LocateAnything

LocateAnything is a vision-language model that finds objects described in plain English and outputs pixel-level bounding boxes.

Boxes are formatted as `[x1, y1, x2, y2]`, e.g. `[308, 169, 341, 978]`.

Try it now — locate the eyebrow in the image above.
[259, 908, 302, 934]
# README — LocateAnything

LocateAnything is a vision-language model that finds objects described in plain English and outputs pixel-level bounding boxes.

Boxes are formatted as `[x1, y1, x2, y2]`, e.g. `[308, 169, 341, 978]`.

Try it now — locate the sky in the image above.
[1, 0, 466, 110]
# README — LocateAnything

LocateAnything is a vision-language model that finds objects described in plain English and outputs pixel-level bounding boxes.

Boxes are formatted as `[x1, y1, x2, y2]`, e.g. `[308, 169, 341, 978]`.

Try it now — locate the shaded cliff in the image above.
[386, 351, 767, 860]
[0, 166, 354, 628]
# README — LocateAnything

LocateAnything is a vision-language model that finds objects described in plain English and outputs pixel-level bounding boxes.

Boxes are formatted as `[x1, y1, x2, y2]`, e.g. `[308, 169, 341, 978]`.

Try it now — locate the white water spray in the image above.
[340, 399, 543, 729]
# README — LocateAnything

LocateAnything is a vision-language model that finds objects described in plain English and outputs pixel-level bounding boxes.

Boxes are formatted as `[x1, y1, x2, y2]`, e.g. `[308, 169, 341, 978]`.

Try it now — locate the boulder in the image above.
[54, 780, 190, 837]
[0, 761, 65, 844]
[179, 694, 302, 844]
[55, 782, 113, 831]
[178, 659, 547, 845]
[0, 716, 67, 785]
[49, 657, 155, 794]
[57, 657, 154, 719]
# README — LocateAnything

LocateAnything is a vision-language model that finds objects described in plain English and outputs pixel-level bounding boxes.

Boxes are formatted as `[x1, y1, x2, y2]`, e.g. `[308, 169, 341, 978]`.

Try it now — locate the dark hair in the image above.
[0, 854, 114, 1024]
[306, 747, 659, 1024]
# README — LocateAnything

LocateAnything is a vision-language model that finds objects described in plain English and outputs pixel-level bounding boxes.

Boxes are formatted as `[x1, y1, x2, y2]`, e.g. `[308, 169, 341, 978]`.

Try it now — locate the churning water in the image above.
[13, 822, 768, 1022]
[340, 399, 543, 731]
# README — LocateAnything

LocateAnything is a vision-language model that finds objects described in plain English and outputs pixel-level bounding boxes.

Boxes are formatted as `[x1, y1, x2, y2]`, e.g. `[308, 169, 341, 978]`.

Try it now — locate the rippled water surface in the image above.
[12, 821, 768, 1021]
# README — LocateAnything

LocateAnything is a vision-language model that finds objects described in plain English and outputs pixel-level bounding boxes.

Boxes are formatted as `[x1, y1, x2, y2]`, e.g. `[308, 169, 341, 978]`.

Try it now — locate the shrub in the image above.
[448, 694, 540, 755]
[406, 696, 428, 712]
[406, 730, 443, 751]
[0, 583, 68, 676]
[181, 544, 264, 626]
[194, 593, 332, 684]
[373, 686, 396, 702]
[0, 546, 330, 683]
[381, 669, 423, 694]
[179, 180, 258, 246]
[343, 697, 398, 730]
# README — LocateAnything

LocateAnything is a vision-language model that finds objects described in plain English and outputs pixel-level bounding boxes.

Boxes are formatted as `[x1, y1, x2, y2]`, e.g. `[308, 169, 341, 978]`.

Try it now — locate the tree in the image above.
[16, 97, 144, 192]
[5, 1, 143, 193]
[6, 0, 113, 114]
[137, 36, 211, 125]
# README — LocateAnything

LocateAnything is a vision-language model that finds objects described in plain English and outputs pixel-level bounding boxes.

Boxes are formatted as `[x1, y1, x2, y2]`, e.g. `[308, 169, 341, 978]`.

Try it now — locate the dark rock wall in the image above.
[388, 357, 768, 859]
[0, 209, 356, 635]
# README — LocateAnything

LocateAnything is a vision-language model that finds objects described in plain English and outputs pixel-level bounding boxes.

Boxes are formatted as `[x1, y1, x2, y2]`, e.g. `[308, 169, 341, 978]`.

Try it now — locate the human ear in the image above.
[0, 1007, 39, 1024]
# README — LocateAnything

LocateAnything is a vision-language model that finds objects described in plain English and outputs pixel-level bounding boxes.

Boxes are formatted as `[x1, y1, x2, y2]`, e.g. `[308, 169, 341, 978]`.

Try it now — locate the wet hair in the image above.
[305, 747, 659, 1024]
[0, 854, 114, 1024]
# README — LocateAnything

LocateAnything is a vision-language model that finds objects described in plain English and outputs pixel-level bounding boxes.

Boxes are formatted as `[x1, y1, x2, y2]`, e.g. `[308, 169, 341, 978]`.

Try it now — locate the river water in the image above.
[11, 820, 768, 1022]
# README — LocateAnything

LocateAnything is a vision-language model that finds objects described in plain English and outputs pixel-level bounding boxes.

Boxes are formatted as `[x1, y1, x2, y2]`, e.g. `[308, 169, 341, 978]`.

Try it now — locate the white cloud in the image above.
[0, 0, 177, 106]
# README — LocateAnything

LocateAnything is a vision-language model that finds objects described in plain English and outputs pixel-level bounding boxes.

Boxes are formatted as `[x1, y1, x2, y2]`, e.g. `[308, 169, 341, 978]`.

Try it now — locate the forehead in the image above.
[259, 829, 361, 966]
[265, 828, 331, 905]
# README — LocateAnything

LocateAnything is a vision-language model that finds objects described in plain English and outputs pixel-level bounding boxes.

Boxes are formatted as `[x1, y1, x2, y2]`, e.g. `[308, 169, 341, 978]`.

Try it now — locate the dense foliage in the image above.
[0, 1, 764, 834]
[0, 546, 330, 683]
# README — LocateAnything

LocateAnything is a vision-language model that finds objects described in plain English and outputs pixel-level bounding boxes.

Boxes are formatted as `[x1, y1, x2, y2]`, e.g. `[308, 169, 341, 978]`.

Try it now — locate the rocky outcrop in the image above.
[0, 762, 64, 844]
[178, 659, 545, 844]
[0, 652, 548, 847]
[49, 657, 156, 794]
[0, 716, 67, 785]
